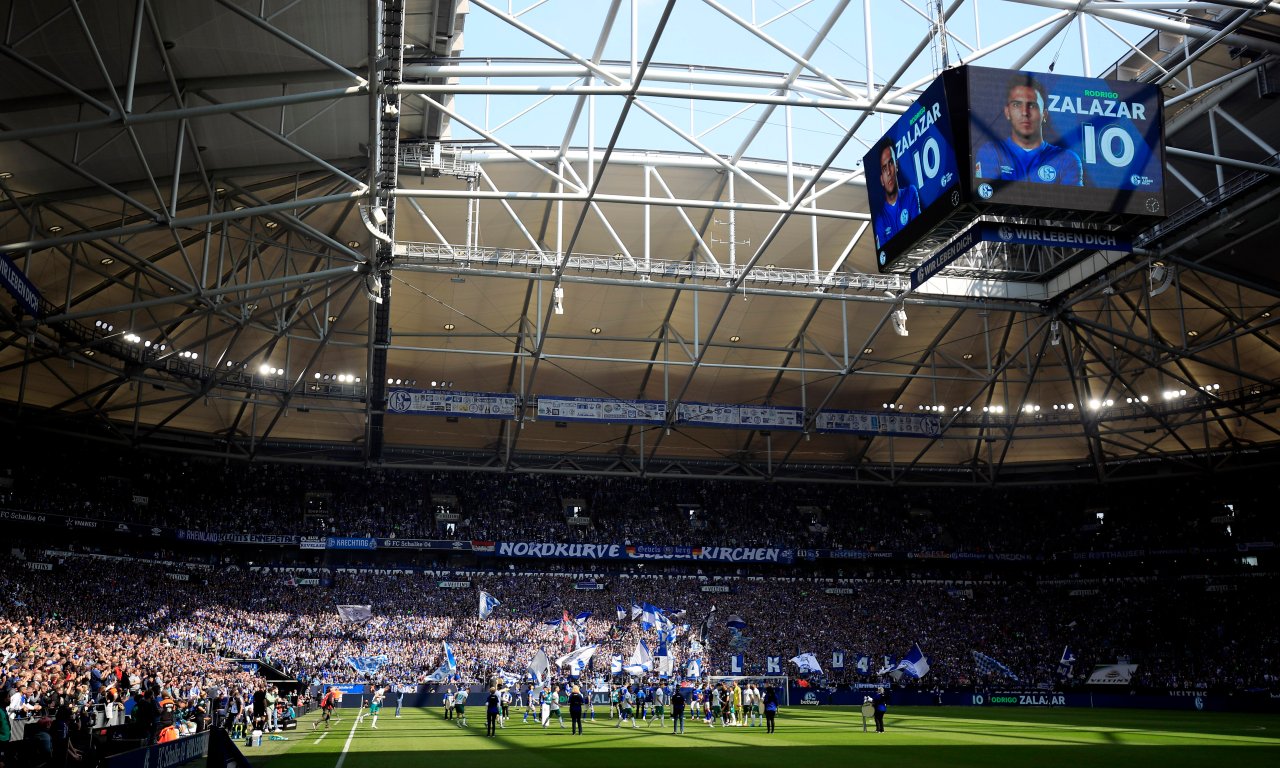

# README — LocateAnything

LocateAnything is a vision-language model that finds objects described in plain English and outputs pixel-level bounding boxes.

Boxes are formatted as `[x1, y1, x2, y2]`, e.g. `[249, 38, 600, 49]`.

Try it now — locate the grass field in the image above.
[246, 705, 1280, 768]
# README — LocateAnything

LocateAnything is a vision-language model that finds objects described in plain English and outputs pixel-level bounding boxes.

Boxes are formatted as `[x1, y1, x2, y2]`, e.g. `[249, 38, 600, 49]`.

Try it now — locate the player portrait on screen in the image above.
[872, 139, 923, 248]
[974, 72, 1083, 186]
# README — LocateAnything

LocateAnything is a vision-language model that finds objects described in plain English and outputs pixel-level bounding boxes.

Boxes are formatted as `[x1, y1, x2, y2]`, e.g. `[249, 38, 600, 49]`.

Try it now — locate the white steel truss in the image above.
[2, 1, 1280, 484]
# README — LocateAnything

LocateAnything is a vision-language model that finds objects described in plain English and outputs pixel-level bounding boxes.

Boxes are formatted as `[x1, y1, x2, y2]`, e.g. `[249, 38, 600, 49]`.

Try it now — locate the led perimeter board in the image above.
[867, 66, 1166, 274]
[967, 66, 1165, 218]
[864, 69, 965, 272]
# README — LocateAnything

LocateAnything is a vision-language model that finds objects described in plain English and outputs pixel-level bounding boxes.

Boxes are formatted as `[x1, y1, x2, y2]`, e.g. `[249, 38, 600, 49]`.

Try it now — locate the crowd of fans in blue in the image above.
[1, 443, 1277, 766]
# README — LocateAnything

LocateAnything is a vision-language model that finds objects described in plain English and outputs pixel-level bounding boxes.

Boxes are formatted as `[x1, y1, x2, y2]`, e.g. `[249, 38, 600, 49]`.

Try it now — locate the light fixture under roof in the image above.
[590, 327, 602, 335]
[48, 225, 62, 233]
[327, 315, 338, 323]
[862, 347, 874, 354]
[1187, 330, 1199, 337]
[246, 303, 258, 311]
[347, 241, 360, 248]
[962, 353, 974, 360]
[729, 335, 740, 342]
[100, 257, 114, 266]
[0, 172, 12, 180]
[443, 323, 455, 331]
[264, 220, 279, 229]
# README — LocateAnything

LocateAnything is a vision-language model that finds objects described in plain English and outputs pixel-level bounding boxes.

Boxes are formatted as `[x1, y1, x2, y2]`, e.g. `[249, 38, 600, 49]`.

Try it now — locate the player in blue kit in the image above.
[872, 140, 922, 248]
[974, 73, 1082, 186]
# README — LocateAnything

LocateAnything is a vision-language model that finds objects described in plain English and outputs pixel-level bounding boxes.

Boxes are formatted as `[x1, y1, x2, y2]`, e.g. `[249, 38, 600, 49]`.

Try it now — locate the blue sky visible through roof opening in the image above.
[442, 0, 1152, 171]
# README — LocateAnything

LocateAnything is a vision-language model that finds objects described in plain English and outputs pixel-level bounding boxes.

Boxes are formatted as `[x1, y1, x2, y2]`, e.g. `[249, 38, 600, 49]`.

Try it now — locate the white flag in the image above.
[528, 650, 551, 685]
[790, 652, 823, 674]
[336, 604, 372, 623]
[629, 638, 652, 671]
[556, 644, 599, 673]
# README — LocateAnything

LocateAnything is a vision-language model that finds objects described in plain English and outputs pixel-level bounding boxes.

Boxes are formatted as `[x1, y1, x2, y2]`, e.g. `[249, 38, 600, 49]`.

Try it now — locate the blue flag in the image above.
[894, 644, 930, 679]
[479, 590, 501, 620]
[973, 650, 1019, 681]
[1058, 646, 1077, 678]
[575, 611, 592, 628]
[616, 605, 626, 621]
[444, 641, 457, 671]
[640, 603, 663, 630]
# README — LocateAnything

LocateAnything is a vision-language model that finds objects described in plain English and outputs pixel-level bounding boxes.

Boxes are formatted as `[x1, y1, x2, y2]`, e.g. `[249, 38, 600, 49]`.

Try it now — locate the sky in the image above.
[439, 0, 1156, 170]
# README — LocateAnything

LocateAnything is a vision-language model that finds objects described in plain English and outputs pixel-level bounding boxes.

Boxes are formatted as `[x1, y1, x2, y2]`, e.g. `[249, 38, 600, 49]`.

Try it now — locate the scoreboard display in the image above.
[866, 65, 1166, 273]
[967, 66, 1165, 218]
[863, 71, 963, 270]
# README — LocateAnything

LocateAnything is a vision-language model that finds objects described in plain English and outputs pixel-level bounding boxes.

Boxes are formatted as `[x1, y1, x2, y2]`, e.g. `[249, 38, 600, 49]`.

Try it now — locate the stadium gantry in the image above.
[2, 1, 1280, 486]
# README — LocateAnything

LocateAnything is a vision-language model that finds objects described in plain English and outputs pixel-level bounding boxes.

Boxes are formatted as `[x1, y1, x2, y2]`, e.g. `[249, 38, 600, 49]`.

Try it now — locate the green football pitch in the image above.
[247, 706, 1280, 768]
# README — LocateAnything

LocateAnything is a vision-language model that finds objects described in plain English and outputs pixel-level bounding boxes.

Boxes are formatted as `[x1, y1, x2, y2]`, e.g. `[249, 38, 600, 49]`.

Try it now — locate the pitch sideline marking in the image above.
[333, 714, 360, 768]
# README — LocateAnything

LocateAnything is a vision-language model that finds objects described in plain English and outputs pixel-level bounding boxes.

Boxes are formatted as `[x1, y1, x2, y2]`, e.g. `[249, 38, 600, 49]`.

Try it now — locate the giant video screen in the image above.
[864, 71, 962, 271]
[967, 66, 1165, 217]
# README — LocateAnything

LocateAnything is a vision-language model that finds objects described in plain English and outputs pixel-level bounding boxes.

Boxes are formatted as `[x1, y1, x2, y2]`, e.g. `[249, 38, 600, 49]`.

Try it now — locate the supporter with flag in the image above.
[894, 644, 930, 679]
[335, 604, 371, 623]
[556, 644, 599, 677]
[624, 638, 652, 675]
[790, 653, 824, 674]
[478, 591, 501, 620]
[698, 606, 717, 647]
[528, 650, 551, 687]
[561, 610, 575, 649]
[973, 650, 1019, 681]
[1058, 646, 1077, 679]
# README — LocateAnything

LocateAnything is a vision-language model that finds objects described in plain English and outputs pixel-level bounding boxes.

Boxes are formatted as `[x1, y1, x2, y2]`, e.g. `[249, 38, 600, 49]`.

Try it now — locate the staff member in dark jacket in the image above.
[762, 684, 779, 733]
[568, 686, 585, 734]
[670, 689, 686, 734]
[485, 688, 500, 737]
[872, 686, 888, 733]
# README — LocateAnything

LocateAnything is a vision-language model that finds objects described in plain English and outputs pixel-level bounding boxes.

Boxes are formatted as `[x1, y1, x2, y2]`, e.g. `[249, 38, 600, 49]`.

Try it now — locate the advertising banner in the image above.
[967, 66, 1165, 217]
[1087, 664, 1139, 685]
[491, 542, 794, 564]
[864, 72, 964, 270]
[815, 410, 942, 438]
[386, 388, 517, 419]
[0, 254, 43, 317]
[675, 402, 805, 431]
[537, 396, 666, 425]
[326, 537, 377, 550]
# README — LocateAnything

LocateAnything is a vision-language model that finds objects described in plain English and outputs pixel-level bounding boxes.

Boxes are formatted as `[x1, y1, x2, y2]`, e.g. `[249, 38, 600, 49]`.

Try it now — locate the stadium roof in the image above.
[3, 0, 1280, 484]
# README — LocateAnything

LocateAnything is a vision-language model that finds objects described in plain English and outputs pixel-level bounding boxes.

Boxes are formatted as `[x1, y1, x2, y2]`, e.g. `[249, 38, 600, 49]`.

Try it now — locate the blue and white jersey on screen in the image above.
[974, 138, 1083, 186]
[873, 184, 922, 248]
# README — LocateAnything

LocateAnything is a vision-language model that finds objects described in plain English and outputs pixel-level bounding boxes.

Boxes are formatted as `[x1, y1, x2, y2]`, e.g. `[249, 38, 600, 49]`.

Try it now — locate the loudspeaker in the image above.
[1257, 60, 1280, 99]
